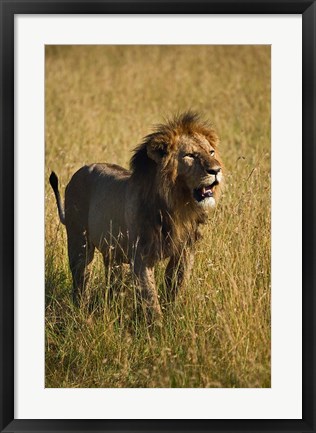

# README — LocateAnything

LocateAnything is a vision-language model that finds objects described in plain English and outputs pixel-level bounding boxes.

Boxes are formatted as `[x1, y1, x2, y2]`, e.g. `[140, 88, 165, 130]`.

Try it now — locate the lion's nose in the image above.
[206, 167, 221, 176]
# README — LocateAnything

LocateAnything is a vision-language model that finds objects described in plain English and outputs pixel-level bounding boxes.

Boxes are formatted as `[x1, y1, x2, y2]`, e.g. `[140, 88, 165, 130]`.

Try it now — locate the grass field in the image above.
[45, 45, 271, 388]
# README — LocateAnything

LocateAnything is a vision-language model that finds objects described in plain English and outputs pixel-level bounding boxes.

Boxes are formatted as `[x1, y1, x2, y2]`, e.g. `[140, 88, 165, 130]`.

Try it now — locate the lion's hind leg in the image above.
[67, 228, 95, 306]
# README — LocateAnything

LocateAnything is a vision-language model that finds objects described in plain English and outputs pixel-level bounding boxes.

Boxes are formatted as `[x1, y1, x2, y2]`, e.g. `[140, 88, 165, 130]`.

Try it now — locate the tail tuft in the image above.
[49, 171, 66, 225]
[49, 171, 58, 191]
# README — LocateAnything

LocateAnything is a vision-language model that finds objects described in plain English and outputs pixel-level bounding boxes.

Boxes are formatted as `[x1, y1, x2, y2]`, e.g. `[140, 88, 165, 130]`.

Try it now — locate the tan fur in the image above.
[50, 112, 223, 325]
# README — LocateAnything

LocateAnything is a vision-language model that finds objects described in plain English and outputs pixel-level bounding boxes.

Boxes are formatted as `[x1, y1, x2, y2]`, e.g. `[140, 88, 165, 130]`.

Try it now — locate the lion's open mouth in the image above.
[193, 182, 218, 203]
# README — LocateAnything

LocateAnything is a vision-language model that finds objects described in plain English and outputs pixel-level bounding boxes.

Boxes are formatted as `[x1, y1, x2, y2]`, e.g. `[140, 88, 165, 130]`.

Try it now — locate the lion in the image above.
[49, 112, 223, 325]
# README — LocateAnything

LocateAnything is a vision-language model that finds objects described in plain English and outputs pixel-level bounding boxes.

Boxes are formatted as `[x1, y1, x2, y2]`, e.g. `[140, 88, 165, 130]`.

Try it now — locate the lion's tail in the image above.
[49, 171, 66, 225]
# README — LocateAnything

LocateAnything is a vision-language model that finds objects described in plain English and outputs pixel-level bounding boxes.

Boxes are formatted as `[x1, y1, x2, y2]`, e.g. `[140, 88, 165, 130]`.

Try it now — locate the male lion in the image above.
[49, 112, 223, 325]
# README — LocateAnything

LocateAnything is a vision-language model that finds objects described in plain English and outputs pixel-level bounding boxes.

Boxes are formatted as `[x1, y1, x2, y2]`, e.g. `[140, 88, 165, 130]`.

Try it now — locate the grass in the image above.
[45, 45, 271, 388]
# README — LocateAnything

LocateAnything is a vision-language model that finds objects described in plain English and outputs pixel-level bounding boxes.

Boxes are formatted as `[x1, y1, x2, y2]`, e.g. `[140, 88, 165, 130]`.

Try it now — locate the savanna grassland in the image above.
[45, 45, 271, 388]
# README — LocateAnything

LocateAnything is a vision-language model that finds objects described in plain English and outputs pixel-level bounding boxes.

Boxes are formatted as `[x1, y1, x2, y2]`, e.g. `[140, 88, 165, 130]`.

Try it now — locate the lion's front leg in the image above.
[164, 250, 194, 304]
[132, 257, 162, 326]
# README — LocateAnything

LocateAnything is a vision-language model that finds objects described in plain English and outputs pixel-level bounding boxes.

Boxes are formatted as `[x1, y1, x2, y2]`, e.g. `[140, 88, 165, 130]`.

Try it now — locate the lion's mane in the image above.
[129, 112, 221, 256]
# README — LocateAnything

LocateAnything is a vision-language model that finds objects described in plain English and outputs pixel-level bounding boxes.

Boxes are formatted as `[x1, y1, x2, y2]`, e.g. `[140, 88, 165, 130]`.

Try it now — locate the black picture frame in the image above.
[0, 1, 315, 432]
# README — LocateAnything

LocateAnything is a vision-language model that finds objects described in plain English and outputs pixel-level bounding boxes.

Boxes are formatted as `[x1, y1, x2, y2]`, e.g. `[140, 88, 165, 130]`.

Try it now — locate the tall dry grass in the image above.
[45, 45, 270, 388]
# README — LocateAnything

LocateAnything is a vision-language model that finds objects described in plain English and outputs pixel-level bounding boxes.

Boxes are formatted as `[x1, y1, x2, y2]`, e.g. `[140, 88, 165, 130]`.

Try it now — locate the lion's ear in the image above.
[146, 142, 167, 163]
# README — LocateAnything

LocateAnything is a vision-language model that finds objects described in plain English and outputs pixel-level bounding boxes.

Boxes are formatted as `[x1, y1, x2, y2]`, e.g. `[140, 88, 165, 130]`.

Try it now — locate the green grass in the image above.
[45, 45, 271, 388]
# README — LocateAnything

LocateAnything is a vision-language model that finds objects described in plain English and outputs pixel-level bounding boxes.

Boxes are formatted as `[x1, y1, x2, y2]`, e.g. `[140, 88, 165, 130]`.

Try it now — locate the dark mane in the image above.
[129, 143, 157, 178]
[127, 112, 218, 255]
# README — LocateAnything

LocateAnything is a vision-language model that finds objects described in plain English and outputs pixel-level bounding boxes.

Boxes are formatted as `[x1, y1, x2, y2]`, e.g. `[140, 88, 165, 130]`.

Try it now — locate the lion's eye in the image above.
[210, 150, 215, 156]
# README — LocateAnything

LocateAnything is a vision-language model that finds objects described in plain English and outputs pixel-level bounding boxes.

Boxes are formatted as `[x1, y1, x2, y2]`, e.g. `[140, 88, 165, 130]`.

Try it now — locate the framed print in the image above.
[0, 1, 315, 432]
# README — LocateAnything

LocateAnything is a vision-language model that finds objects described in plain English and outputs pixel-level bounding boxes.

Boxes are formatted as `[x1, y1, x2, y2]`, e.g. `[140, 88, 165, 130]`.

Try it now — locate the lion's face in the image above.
[176, 133, 223, 208]
[131, 112, 223, 211]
